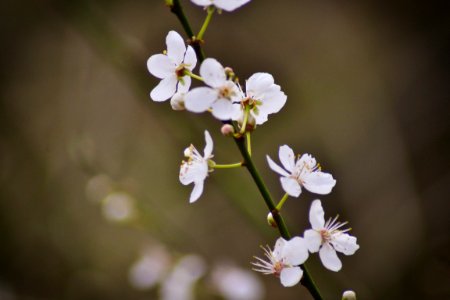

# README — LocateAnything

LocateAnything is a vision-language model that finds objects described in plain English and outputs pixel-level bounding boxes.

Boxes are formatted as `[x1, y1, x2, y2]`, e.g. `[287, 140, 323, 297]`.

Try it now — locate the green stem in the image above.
[246, 132, 252, 156]
[170, 0, 206, 62]
[240, 105, 250, 134]
[213, 162, 242, 169]
[184, 70, 203, 81]
[275, 193, 289, 211]
[197, 6, 215, 41]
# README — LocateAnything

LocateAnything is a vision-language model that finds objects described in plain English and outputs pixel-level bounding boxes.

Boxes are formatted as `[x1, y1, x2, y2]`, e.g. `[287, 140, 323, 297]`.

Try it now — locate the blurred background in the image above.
[0, 0, 448, 299]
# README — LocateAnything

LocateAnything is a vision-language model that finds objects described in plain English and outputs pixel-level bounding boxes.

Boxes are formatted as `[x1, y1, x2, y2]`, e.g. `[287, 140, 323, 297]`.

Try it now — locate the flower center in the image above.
[219, 85, 236, 99]
[175, 64, 187, 78]
[273, 261, 284, 276]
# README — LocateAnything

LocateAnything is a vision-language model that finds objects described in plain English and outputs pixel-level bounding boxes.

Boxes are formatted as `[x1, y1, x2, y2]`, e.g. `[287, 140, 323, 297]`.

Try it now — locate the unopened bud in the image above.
[170, 93, 185, 111]
[267, 212, 277, 228]
[342, 290, 356, 300]
[220, 124, 235, 136]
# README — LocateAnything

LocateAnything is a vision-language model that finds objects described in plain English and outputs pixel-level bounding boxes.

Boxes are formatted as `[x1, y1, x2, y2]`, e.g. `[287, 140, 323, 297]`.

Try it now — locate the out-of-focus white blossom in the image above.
[101, 192, 135, 222]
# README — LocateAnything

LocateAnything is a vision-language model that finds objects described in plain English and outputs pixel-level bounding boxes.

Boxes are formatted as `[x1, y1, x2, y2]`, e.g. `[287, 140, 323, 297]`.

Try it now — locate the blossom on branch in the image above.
[179, 130, 214, 203]
[190, 0, 251, 12]
[304, 200, 359, 272]
[252, 237, 309, 287]
[267, 145, 336, 197]
[233, 72, 287, 127]
[147, 31, 197, 102]
[185, 58, 241, 120]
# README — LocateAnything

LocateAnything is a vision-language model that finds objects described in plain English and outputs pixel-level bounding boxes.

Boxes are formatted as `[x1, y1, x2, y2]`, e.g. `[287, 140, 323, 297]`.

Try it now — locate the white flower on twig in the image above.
[252, 237, 309, 287]
[147, 31, 197, 102]
[179, 130, 214, 203]
[267, 145, 336, 197]
[304, 200, 359, 271]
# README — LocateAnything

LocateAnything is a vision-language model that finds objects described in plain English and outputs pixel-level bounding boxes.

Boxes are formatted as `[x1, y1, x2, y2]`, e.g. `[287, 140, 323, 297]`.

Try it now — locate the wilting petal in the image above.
[200, 58, 226, 88]
[211, 98, 235, 120]
[282, 237, 309, 266]
[319, 243, 342, 272]
[203, 130, 213, 158]
[185, 87, 217, 113]
[280, 177, 301, 197]
[279, 145, 296, 173]
[147, 54, 175, 79]
[304, 229, 322, 253]
[213, 0, 251, 11]
[166, 31, 186, 65]
[331, 233, 359, 255]
[184, 45, 197, 70]
[150, 75, 178, 102]
[190, 180, 204, 203]
[303, 172, 336, 195]
[309, 199, 325, 230]
[280, 267, 303, 287]
[266, 156, 290, 177]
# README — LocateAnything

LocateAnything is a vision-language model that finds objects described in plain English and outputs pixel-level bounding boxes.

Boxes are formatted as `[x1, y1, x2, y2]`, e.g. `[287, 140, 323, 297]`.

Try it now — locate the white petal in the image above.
[150, 75, 178, 102]
[266, 155, 290, 177]
[303, 172, 336, 195]
[190, 0, 211, 6]
[200, 58, 226, 88]
[280, 267, 303, 287]
[258, 88, 287, 115]
[203, 130, 213, 158]
[213, 0, 251, 11]
[252, 110, 269, 125]
[304, 229, 322, 253]
[331, 233, 359, 255]
[319, 243, 342, 272]
[177, 76, 191, 93]
[166, 31, 186, 65]
[184, 87, 217, 113]
[190, 180, 205, 203]
[273, 237, 286, 260]
[170, 92, 185, 111]
[246, 72, 274, 96]
[279, 145, 296, 173]
[184, 45, 197, 70]
[280, 177, 301, 197]
[211, 98, 235, 120]
[147, 54, 175, 79]
[309, 199, 325, 230]
[179, 161, 208, 185]
[282, 237, 309, 266]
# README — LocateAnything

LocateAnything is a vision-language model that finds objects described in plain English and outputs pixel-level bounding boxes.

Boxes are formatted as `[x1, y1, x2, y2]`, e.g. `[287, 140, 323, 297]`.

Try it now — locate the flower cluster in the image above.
[147, 0, 359, 294]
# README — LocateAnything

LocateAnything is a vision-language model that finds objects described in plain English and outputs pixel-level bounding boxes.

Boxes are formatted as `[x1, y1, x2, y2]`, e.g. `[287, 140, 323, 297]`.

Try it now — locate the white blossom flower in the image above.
[184, 58, 241, 120]
[304, 200, 359, 272]
[147, 31, 197, 102]
[233, 72, 287, 126]
[179, 130, 214, 203]
[252, 237, 309, 287]
[266, 145, 336, 197]
[190, 0, 251, 12]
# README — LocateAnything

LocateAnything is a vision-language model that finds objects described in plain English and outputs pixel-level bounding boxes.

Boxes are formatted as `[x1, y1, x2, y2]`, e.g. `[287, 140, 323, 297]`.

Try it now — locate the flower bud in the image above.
[342, 290, 356, 300]
[170, 92, 185, 111]
[267, 212, 277, 228]
[220, 124, 235, 136]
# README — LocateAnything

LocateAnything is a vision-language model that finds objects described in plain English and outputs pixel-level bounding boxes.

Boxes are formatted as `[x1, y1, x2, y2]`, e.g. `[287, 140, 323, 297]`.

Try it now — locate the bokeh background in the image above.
[1, 0, 449, 299]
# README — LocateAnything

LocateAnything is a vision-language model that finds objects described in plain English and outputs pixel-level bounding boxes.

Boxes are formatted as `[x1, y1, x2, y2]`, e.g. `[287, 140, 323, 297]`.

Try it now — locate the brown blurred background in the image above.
[0, 0, 449, 299]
